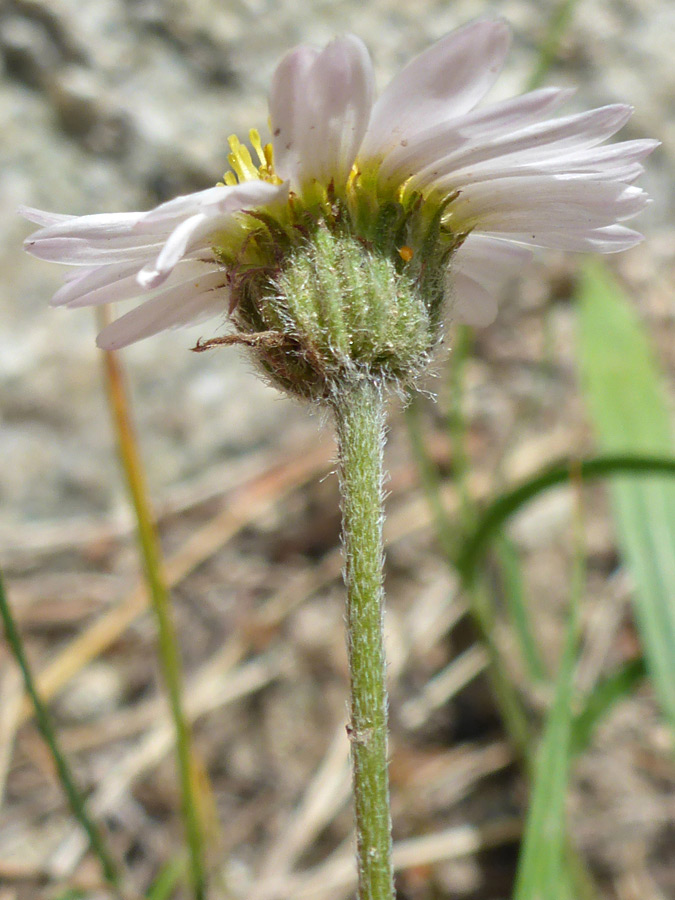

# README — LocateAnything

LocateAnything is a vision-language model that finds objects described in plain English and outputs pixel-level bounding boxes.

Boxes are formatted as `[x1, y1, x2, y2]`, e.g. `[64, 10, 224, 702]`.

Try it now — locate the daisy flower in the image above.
[22, 19, 655, 390]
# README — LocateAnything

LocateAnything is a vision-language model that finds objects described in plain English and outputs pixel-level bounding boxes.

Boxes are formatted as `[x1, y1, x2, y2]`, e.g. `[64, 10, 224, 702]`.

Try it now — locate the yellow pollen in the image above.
[223, 131, 281, 186]
[227, 134, 259, 182]
[249, 129, 267, 168]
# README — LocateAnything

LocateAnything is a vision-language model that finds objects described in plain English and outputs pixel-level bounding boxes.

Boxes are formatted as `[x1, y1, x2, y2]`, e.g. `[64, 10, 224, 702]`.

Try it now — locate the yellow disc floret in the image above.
[223, 129, 281, 187]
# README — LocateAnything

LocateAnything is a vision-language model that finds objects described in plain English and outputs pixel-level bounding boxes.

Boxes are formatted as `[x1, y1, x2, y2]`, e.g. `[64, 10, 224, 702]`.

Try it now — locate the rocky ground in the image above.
[0, 0, 674, 898]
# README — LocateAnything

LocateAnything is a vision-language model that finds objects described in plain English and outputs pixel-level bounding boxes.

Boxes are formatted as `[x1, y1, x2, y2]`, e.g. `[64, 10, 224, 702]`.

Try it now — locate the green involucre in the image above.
[225, 203, 462, 399]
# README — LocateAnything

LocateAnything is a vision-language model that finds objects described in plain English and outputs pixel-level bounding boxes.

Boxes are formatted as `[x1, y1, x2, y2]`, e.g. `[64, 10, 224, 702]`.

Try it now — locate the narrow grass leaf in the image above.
[572, 657, 646, 754]
[97, 308, 207, 900]
[494, 534, 547, 683]
[146, 856, 187, 900]
[576, 262, 675, 734]
[457, 454, 675, 580]
[0, 571, 122, 891]
[513, 531, 584, 900]
[513, 614, 578, 900]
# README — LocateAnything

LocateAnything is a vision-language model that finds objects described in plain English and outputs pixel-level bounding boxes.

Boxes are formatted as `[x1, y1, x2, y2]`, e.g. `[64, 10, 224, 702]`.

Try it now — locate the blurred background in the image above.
[1, 1, 674, 898]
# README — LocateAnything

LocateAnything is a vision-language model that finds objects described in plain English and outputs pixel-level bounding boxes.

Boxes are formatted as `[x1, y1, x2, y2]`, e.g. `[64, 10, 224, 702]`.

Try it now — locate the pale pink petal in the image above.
[269, 44, 321, 184]
[412, 105, 633, 192]
[434, 159, 644, 189]
[52, 260, 217, 308]
[24, 184, 288, 271]
[18, 206, 75, 226]
[138, 184, 257, 227]
[23, 237, 164, 265]
[442, 87, 575, 141]
[446, 177, 648, 232]
[270, 36, 374, 190]
[137, 181, 289, 288]
[95, 271, 230, 350]
[210, 179, 289, 212]
[423, 140, 657, 189]
[137, 213, 209, 288]
[453, 234, 533, 291]
[450, 273, 499, 327]
[499, 225, 645, 253]
[493, 139, 659, 185]
[25, 211, 144, 240]
[360, 20, 510, 160]
[538, 138, 659, 171]
[448, 234, 532, 325]
[23, 210, 166, 266]
[299, 35, 374, 188]
[378, 86, 574, 185]
[51, 260, 144, 306]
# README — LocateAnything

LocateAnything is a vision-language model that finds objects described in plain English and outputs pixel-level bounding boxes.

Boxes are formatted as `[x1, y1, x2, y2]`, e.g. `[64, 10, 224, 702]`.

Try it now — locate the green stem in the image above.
[0, 570, 122, 892]
[98, 317, 206, 900]
[332, 377, 394, 900]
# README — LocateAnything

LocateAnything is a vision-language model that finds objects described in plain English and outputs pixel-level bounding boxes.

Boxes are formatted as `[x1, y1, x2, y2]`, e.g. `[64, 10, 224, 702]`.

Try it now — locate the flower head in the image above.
[22, 20, 655, 396]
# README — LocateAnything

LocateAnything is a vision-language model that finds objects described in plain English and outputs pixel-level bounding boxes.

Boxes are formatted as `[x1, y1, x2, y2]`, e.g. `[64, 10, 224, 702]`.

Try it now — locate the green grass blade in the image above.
[98, 324, 207, 899]
[0, 571, 122, 892]
[572, 657, 646, 754]
[513, 530, 584, 900]
[576, 262, 675, 735]
[405, 395, 533, 759]
[146, 856, 187, 900]
[457, 454, 675, 580]
[494, 534, 547, 683]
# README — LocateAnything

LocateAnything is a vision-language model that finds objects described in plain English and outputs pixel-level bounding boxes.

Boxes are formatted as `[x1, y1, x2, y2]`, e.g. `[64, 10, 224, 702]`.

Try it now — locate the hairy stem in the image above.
[333, 377, 394, 900]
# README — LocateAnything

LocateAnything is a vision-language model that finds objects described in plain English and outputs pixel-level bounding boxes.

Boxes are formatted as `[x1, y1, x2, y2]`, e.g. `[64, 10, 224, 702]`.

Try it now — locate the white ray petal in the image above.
[497, 225, 645, 252]
[360, 19, 510, 160]
[446, 177, 648, 232]
[138, 185, 236, 225]
[137, 213, 209, 288]
[442, 161, 646, 189]
[377, 87, 575, 185]
[548, 138, 659, 169]
[25, 211, 145, 241]
[23, 237, 164, 265]
[453, 234, 533, 291]
[450, 272, 499, 327]
[297, 35, 375, 189]
[138, 181, 286, 227]
[412, 104, 633, 192]
[52, 260, 218, 308]
[18, 206, 76, 226]
[51, 261, 144, 306]
[23, 211, 162, 258]
[95, 271, 230, 350]
[269, 43, 321, 184]
[137, 181, 289, 289]
[453, 87, 576, 140]
[430, 141, 655, 189]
